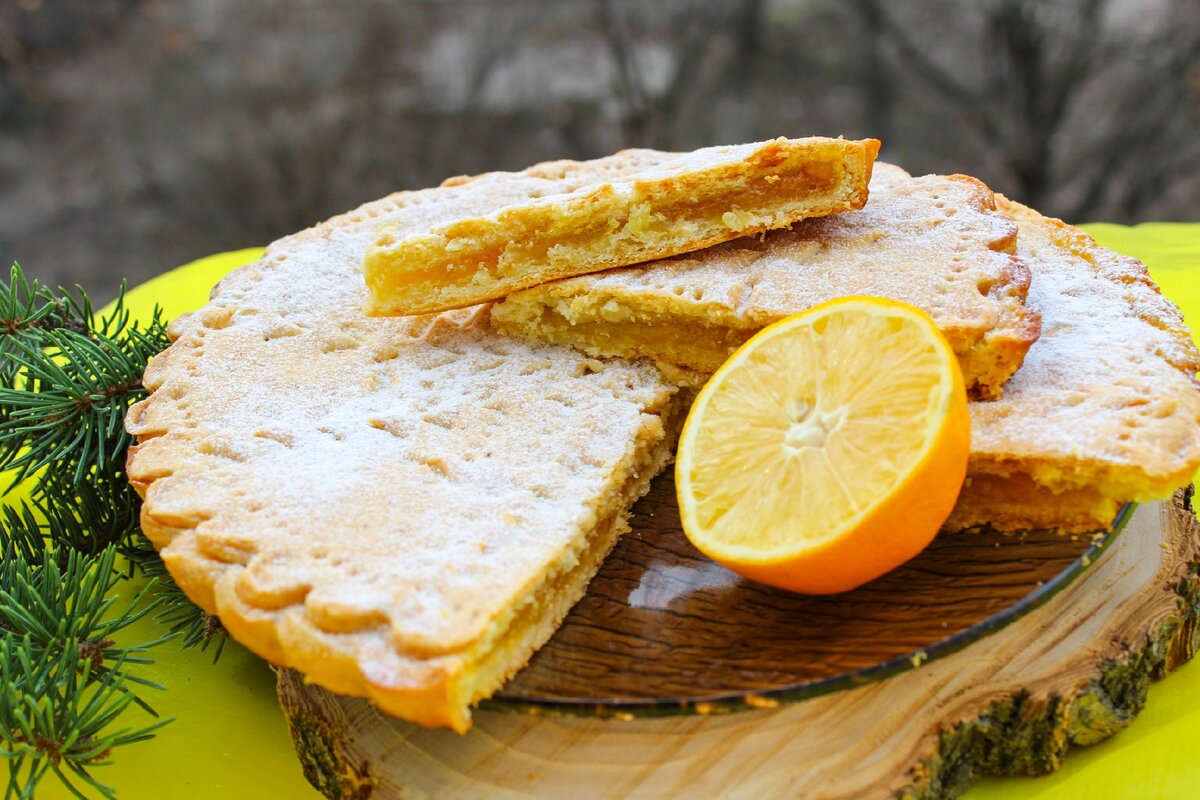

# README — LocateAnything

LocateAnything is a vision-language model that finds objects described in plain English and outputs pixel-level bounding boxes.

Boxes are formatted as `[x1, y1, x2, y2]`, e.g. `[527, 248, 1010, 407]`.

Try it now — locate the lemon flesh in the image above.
[677, 299, 958, 562]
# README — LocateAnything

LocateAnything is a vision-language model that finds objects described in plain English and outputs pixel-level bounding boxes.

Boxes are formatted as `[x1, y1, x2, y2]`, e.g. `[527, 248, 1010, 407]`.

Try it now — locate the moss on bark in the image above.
[902, 491, 1200, 800]
[277, 669, 377, 800]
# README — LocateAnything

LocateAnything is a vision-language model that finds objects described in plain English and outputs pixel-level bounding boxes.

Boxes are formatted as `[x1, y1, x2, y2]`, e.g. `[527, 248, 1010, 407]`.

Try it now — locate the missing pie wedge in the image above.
[491, 164, 1041, 400]
[947, 198, 1200, 533]
[125, 163, 689, 733]
[363, 136, 879, 315]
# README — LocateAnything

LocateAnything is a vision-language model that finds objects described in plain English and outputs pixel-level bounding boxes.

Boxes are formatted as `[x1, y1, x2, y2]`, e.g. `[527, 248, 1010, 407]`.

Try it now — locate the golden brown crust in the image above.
[948, 198, 1200, 532]
[492, 163, 1041, 400]
[125, 158, 689, 731]
[363, 137, 880, 315]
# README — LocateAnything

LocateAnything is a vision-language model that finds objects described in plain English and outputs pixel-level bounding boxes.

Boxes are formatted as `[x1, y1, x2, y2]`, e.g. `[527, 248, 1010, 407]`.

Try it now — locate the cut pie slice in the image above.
[125, 159, 689, 732]
[947, 198, 1200, 533]
[491, 164, 1041, 400]
[363, 136, 880, 315]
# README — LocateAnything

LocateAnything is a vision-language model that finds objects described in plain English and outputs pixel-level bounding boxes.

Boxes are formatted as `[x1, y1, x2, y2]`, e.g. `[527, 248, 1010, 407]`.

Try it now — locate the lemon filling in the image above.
[368, 155, 848, 299]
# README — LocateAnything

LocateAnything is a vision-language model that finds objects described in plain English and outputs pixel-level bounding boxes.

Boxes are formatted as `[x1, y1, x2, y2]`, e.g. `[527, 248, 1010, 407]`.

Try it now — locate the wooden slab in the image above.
[492, 473, 1123, 710]
[277, 487, 1198, 799]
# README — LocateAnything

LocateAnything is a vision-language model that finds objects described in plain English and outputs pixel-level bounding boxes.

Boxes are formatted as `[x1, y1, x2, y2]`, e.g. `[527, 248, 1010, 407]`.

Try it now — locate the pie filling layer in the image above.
[365, 155, 858, 312]
[492, 298, 755, 374]
[492, 294, 996, 396]
[449, 394, 687, 724]
[946, 470, 1119, 533]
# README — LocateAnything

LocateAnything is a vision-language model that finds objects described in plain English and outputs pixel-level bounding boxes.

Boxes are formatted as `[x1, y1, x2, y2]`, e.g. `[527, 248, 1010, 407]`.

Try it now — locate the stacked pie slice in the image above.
[363, 137, 880, 315]
[488, 164, 1200, 533]
[951, 196, 1200, 532]
[128, 138, 1200, 732]
[491, 163, 1041, 400]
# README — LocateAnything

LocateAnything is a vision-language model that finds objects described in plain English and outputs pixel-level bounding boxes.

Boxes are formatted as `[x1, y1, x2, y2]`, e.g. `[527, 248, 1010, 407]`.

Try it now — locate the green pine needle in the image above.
[1, 328, 149, 486]
[135, 546, 229, 662]
[0, 547, 173, 799]
[0, 271, 169, 490]
[0, 503, 48, 566]
[0, 264, 92, 396]
[1, 262, 226, 798]
[0, 543, 173, 698]
[0, 263, 89, 342]
[0, 641, 171, 800]
[34, 468, 144, 560]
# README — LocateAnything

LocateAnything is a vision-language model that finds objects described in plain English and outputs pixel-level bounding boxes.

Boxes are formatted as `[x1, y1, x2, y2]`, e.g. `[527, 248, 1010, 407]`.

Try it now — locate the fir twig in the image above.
[0, 504, 47, 566]
[137, 549, 228, 662]
[0, 544, 172, 698]
[0, 273, 169, 490]
[0, 641, 170, 800]
[0, 546, 172, 799]
[34, 468, 144, 560]
[0, 265, 91, 399]
[0, 262, 225, 798]
[1, 329, 147, 486]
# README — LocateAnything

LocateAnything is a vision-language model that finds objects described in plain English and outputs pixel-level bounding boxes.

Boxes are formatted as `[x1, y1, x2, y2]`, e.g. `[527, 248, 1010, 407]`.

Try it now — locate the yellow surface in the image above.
[34, 224, 1200, 799]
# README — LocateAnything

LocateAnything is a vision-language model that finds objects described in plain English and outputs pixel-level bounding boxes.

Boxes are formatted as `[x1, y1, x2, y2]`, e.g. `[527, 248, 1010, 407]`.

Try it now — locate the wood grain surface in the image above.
[497, 472, 1115, 707]
[276, 487, 1198, 799]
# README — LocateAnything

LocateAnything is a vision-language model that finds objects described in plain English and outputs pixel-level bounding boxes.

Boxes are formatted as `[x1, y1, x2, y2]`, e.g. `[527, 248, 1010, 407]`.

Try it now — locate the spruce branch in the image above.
[0, 263, 84, 338]
[0, 328, 149, 486]
[143, 554, 228, 662]
[0, 640, 169, 800]
[0, 546, 172, 799]
[0, 264, 91, 381]
[0, 473, 142, 565]
[0, 268, 169, 491]
[0, 546, 172, 698]
[0, 262, 226, 798]
[0, 503, 48, 566]
[33, 469, 143, 560]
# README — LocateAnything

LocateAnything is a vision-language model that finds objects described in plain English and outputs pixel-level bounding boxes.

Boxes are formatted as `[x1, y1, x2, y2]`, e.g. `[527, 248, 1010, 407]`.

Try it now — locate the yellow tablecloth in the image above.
[38, 224, 1200, 799]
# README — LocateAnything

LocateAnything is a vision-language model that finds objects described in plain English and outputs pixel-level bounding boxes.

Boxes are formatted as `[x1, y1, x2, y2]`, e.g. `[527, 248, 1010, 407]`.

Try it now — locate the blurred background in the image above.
[1, 0, 1197, 298]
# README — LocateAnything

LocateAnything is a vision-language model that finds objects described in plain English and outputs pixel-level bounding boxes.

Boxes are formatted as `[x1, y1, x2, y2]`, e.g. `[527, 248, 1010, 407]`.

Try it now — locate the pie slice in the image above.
[491, 164, 1041, 400]
[947, 198, 1200, 533]
[363, 136, 880, 315]
[125, 161, 689, 733]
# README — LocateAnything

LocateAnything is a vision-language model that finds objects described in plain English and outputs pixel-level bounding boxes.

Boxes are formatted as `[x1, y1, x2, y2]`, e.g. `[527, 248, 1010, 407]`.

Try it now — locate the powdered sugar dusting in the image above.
[969, 198, 1200, 491]
[126, 153, 681, 658]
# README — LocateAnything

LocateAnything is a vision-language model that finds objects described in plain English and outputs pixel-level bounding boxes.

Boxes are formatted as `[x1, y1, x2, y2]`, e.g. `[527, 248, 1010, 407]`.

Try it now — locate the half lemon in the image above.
[675, 296, 970, 594]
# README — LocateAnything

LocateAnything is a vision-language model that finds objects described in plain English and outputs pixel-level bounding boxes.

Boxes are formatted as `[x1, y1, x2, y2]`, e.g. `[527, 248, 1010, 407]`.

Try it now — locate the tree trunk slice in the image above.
[276, 488, 1199, 800]
[489, 471, 1127, 709]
